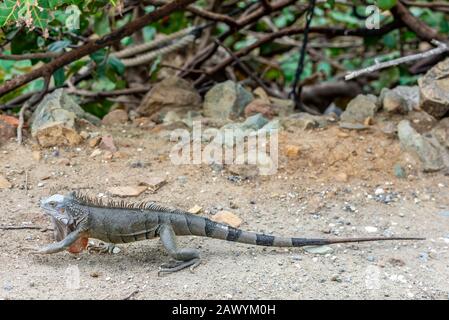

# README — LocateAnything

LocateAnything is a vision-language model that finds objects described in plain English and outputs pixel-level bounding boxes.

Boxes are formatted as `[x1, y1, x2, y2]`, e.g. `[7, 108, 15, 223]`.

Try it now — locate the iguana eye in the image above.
[49, 201, 56, 207]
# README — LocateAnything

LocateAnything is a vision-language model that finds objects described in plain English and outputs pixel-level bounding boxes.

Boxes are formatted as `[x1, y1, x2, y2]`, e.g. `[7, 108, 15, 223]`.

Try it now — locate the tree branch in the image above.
[391, 1, 445, 42]
[0, 0, 196, 98]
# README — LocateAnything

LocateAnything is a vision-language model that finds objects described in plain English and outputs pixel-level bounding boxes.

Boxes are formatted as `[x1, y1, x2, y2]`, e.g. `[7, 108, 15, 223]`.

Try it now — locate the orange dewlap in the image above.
[68, 237, 88, 254]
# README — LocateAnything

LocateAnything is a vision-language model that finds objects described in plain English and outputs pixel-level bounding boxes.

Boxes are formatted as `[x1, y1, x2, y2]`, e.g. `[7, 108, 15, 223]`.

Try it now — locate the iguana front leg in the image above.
[158, 224, 201, 276]
[31, 230, 82, 254]
[87, 242, 117, 254]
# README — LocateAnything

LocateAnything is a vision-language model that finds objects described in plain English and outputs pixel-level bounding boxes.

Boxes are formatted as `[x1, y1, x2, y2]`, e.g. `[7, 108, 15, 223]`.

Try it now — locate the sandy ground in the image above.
[0, 120, 448, 300]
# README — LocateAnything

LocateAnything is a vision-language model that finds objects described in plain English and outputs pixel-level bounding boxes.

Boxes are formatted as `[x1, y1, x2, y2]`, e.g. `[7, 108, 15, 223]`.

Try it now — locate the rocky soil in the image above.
[0, 120, 448, 300]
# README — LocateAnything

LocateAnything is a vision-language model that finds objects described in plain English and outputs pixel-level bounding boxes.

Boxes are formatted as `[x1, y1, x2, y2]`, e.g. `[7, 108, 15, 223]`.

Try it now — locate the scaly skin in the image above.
[33, 192, 425, 275]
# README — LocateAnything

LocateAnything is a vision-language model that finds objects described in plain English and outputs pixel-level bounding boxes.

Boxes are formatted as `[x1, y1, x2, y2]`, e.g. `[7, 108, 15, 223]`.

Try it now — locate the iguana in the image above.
[33, 192, 423, 275]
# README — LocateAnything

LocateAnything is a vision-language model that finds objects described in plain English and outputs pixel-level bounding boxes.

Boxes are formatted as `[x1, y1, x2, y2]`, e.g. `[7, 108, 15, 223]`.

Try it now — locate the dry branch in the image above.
[344, 40, 449, 80]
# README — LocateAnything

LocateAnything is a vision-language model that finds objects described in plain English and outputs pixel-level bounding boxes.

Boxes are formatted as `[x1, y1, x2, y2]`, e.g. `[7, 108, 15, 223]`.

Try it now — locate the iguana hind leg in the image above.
[158, 224, 201, 276]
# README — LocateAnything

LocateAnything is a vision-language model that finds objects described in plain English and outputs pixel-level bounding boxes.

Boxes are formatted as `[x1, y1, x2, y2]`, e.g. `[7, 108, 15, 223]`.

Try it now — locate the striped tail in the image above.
[182, 215, 424, 247]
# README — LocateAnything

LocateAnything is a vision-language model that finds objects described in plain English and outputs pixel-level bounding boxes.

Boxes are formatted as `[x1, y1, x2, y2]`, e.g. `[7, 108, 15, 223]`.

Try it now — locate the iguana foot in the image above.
[87, 242, 117, 254]
[158, 258, 201, 276]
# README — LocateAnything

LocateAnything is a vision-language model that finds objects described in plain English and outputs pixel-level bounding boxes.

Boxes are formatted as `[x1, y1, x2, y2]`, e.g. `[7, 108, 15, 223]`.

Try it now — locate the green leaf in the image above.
[378, 0, 397, 11]
[53, 68, 65, 87]
[108, 56, 125, 75]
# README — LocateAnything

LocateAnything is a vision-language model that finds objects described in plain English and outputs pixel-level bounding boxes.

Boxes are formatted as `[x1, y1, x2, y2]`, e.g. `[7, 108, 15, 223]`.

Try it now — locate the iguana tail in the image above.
[180, 215, 424, 247]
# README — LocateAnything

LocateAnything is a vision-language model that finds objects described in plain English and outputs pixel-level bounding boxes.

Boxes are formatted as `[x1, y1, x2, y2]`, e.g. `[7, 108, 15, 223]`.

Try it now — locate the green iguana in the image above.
[33, 192, 423, 275]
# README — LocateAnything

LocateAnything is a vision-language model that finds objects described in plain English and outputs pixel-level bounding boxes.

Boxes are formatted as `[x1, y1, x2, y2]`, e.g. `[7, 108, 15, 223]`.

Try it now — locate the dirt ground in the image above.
[0, 118, 448, 300]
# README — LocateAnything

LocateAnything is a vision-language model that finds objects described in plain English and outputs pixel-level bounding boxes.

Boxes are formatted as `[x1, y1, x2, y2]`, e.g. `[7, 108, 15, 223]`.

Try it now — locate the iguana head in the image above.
[40, 194, 76, 241]
[40, 194, 74, 225]
[40, 193, 89, 253]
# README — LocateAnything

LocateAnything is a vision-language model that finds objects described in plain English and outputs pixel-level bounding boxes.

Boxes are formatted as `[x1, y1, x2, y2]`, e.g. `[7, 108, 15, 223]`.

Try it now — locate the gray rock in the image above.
[431, 118, 449, 149]
[269, 98, 295, 117]
[381, 86, 419, 113]
[31, 89, 99, 147]
[137, 76, 201, 116]
[393, 163, 406, 178]
[282, 112, 328, 130]
[418, 57, 449, 118]
[340, 94, 380, 124]
[241, 113, 269, 130]
[398, 120, 445, 172]
[303, 245, 334, 255]
[203, 80, 253, 119]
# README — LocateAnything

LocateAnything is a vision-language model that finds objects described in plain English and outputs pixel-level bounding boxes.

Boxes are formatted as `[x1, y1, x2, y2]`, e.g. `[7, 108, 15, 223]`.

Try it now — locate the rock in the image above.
[133, 117, 155, 129]
[381, 86, 419, 113]
[228, 163, 259, 179]
[32, 150, 42, 161]
[113, 151, 129, 159]
[398, 120, 445, 172]
[137, 76, 201, 116]
[281, 113, 327, 130]
[244, 99, 275, 119]
[335, 172, 348, 182]
[101, 109, 128, 125]
[340, 94, 380, 124]
[365, 226, 378, 233]
[241, 113, 269, 130]
[99, 135, 117, 153]
[80, 131, 90, 139]
[107, 185, 148, 197]
[203, 80, 253, 119]
[88, 136, 101, 148]
[418, 57, 449, 118]
[211, 210, 242, 228]
[285, 145, 301, 158]
[0, 119, 16, 145]
[56, 158, 71, 166]
[339, 122, 368, 130]
[162, 111, 182, 124]
[431, 117, 449, 149]
[141, 177, 166, 193]
[269, 98, 295, 117]
[102, 151, 113, 160]
[30, 89, 99, 147]
[0, 175, 12, 189]
[303, 245, 334, 255]
[188, 205, 202, 214]
[90, 149, 102, 158]
[393, 163, 406, 178]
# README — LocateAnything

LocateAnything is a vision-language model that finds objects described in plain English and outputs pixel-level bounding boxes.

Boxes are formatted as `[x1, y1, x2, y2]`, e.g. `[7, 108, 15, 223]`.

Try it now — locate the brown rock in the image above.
[285, 145, 301, 158]
[335, 172, 349, 182]
[133, 117, 155, 129]
[141, 177, 167, 193]
[56, 158, 71, 166]
[32, 151, 42, 161]
[101, 109, 128, 125]
[244, 99, 275, 119]
[107, 185, 148, 197]
[34, 125, 84, 147]
[418, 58, 449, 118]
[88, 136, 101, 148]
[0, 119, 16, 145]
[113, 151, 129, 159]
[0, 175, 12, 189]
[137, 76, 201, 116]
[99, 135, 117, 153]
[102, 151, 113, 160]
[188, 205, 203, 214]
[211, 210, 243, 228]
